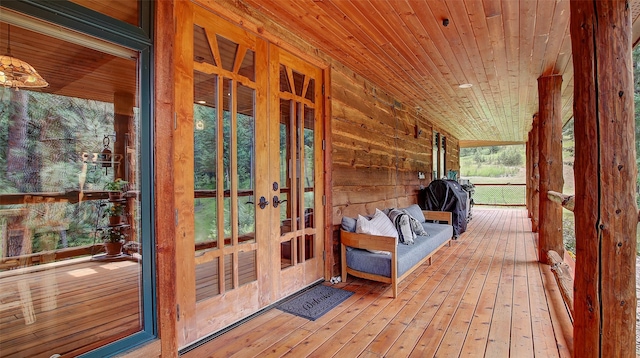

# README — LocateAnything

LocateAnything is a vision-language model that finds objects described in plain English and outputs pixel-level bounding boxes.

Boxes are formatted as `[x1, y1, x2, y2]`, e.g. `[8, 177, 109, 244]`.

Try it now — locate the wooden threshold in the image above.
[184, 208, 573, 357]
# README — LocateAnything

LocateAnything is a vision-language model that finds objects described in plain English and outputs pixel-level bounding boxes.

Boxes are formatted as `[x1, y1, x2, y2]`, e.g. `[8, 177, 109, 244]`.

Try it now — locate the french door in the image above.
[175, 3, 324, 348]
[269, 47, 325, 297]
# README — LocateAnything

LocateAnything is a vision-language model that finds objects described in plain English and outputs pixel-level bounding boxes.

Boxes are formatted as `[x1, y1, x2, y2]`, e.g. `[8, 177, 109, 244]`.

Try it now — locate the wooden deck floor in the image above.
[184, 208, 573, 358]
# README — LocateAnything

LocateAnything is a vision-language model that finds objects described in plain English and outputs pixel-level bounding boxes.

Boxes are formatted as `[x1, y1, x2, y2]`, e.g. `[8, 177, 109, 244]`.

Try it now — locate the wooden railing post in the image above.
[570, 0, 637, 356]
[537, 75, 564, 264]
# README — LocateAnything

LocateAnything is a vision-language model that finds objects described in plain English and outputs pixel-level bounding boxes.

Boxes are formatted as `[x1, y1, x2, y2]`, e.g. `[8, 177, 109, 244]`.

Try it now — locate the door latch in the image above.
[258, 196, 269, 209]
[273, 196, 287, 208]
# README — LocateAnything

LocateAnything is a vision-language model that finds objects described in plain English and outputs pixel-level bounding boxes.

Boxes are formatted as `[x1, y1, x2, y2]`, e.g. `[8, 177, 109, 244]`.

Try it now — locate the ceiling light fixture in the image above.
[458, 83, 473, 89]
[0, 25, 48, 89]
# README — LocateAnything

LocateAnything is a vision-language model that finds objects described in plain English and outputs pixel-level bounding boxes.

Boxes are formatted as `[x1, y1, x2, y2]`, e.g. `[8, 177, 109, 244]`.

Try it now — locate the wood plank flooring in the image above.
[185, 208, 573, 358]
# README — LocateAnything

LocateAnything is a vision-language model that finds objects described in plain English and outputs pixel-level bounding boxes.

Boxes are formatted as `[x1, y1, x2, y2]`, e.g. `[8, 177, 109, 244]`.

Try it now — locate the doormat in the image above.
[276, 284, 354, 321]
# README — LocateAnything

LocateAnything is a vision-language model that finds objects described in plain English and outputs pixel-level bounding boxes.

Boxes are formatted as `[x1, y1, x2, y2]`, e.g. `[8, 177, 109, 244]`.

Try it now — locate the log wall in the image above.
[330, 64, 459, 275]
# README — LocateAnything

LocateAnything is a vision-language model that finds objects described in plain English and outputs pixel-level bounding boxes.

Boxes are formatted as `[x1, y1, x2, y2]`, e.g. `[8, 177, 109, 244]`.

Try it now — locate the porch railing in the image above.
[471, 183, 526, 206]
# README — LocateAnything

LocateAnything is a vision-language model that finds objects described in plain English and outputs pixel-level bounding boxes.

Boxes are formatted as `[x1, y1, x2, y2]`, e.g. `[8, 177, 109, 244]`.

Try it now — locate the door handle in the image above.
[273, 196, 287, 208]
[258, 196, 269, 209]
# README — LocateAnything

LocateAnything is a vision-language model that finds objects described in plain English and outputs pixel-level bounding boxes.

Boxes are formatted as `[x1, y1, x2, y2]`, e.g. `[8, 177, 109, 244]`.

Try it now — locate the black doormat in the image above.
[276, 284, 354, 321]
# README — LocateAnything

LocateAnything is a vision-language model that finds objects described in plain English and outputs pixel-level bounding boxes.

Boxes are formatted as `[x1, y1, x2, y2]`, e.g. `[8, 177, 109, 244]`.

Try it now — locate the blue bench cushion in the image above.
[345, 222, 452, 278]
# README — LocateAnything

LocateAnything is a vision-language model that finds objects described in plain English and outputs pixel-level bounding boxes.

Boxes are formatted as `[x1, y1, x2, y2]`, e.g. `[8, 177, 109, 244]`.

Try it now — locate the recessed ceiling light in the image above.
[458, 83, 473, 89]
[196, 100, 206, 104]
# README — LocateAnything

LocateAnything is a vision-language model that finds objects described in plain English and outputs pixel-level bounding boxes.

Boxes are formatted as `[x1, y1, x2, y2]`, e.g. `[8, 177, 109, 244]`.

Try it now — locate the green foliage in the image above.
[192, 103, 259, 243]
[105, 178, 128, 191]
[0, 88, 123, 253]
[496, 147, 522, 166]
[562, 210, 576, 254]
[107, 204, 125, 217]
[461, 164, 519, 177]
[460, 145, 523, 178]
[101, 227, 126, 243]
[460, 145, 523, 169]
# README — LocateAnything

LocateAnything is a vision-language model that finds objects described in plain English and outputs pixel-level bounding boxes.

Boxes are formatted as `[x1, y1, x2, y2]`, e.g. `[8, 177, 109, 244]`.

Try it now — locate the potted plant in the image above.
[107, 204, 126, 225]
[105, 178, 128, 200]
[102, 227, 126, 256]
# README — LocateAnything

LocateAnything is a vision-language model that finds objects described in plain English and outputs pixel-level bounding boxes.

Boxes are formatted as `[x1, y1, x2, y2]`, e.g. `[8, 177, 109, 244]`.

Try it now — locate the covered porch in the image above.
[0, 0, 636, 356]
[184, 208, 574, 357]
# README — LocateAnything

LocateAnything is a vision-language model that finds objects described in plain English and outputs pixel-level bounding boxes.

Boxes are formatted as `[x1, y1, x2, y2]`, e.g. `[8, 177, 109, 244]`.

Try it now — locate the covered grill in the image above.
[420, 179, 469, 238]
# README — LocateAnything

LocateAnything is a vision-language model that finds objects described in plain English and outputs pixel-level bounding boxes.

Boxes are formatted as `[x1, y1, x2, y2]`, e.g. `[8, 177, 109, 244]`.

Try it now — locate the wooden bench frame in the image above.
[340, 210, 453, 298]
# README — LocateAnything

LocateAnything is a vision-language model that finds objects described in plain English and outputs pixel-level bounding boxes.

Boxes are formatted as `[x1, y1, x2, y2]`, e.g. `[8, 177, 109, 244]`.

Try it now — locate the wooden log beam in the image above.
[547, 190, 575, 212]
[547, 250, 574, 320]
[537, 75, 564, 264]
[531, 114, 540, 232]
[570, 0, 637, 356]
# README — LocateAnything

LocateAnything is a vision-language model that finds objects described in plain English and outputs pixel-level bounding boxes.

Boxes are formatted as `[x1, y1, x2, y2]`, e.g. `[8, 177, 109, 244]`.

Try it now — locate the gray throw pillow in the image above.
[401, 204, 426, 223]
[341, 216, 357, 233]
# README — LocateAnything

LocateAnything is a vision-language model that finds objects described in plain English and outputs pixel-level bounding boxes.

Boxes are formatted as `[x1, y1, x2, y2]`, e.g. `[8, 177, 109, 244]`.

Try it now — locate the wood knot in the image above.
[617, 242, 623, 247]
[619, 91, 624, 97]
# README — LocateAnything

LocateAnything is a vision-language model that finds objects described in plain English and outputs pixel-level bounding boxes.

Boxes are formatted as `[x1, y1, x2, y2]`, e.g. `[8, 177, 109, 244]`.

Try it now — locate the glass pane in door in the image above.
[193, 71, 220, 300]
[237, 84, 255, 244]
[302, 105, 315, 262]
[193, 71, 218, 247]
[279, 98, 293, 236]
[223, 78, 232, 247]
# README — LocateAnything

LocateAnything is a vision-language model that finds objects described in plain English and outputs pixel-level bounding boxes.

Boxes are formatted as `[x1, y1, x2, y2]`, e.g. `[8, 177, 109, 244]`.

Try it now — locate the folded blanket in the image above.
[387, 209, 414, 245]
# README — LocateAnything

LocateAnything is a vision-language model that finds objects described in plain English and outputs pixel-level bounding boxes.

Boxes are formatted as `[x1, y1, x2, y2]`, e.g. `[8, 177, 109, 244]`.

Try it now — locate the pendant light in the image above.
[0, 25, 48, 89]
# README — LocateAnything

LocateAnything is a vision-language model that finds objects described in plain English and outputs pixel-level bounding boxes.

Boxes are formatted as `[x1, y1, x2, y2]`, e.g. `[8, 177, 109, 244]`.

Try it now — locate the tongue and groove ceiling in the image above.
[243, 0, 640, 147]
[3, 1, 640, 147]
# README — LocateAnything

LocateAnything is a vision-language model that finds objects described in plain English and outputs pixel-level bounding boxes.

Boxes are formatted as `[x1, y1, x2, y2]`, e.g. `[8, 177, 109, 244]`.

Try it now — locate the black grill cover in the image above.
[421, 179, 468, 237]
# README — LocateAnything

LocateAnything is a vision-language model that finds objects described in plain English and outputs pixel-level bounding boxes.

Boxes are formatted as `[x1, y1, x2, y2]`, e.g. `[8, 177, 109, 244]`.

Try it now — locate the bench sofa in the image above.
[340, 205, 454, 298]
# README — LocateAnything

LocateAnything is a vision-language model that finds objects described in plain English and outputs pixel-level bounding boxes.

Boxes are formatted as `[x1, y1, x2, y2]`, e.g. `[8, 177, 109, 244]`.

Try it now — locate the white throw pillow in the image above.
[356, 209, 398, 254]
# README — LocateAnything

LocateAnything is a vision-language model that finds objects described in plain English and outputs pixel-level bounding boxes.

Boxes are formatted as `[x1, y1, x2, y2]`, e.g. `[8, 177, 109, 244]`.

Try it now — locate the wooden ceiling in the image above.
[242, 0, 640, 147]
[4, 1, 640, 147]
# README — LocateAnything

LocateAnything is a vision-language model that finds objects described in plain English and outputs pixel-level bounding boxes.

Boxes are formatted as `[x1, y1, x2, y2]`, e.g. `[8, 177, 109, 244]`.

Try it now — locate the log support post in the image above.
[531, 115, 540, 232]
[570, 0, 637, 356]
[537, 76, 563, 263]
